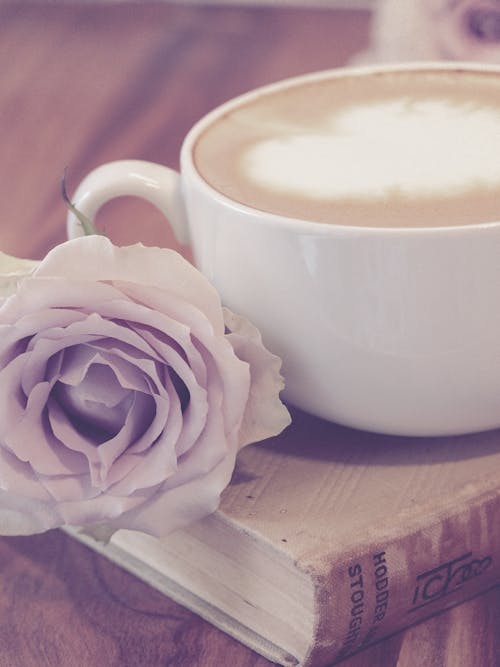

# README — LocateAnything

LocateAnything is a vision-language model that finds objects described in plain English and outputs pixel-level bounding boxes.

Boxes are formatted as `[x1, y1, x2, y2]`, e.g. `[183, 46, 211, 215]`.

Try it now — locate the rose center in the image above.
[53, 363, 134, 444]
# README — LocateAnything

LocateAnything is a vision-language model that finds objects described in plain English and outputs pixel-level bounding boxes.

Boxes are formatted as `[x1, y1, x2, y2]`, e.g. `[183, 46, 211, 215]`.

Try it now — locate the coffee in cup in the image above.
[66, 63, 500, 436]
[194, 68, 500, 228]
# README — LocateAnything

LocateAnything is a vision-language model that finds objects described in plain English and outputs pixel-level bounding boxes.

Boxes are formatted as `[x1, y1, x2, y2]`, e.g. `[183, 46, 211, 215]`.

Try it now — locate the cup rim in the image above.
[180, 61, 500, 235]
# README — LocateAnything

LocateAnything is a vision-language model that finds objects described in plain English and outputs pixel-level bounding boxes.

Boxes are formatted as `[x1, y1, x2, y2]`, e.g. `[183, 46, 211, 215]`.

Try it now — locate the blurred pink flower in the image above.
[0, 237, 290, 538]
[354, 0, 500, 65]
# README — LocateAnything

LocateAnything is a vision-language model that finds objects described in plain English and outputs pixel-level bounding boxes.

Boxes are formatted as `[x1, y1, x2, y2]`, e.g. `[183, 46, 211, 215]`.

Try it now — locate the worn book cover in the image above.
[67, 408, 500, 666]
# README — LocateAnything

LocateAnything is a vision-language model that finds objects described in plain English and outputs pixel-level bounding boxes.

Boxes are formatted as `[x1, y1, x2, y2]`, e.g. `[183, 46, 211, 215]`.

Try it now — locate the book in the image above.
[65, 407, 500, 667]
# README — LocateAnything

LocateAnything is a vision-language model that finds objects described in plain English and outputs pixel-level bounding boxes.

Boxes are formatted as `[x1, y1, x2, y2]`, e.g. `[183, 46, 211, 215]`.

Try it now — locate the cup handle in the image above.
[66, 159, 190, 245]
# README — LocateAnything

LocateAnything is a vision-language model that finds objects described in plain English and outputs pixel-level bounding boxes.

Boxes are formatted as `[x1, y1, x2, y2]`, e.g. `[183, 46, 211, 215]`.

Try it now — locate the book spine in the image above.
[304, 485, 500, 666]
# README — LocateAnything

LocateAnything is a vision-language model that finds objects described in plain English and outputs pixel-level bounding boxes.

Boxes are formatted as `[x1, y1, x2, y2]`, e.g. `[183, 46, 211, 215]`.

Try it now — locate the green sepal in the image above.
[61, 171, 106, 237]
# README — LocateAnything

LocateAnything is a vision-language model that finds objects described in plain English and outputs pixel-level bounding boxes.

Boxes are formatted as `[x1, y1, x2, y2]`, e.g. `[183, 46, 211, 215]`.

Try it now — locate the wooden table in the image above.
[0, 3, 498, 666]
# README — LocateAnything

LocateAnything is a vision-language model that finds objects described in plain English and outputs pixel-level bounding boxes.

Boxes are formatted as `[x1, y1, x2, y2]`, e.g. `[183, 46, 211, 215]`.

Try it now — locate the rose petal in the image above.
[161, 357, 230, 490]
[96, 391, 166, 483]
[0, 448, 52, 501]
[106, 388, 181, 495]
[0, 354, 31, 437]
[131, 324, 209, 456]
[37, 472, 97, 503]
[0, 251, 38, 301]
[47, 399, 102, 464]
[82, 296, 218, 392]
[84, 347, 161, 394]
[34, 237, 225, 334]
[98, 446, 238, 538]
[223, 307, 291, 448]
[0, 277, 121, 322]
[115, 280, 224, 338]
[57, 361, 135, 435]
[0, 495, 57, 535]
[26, 310, 161, 369]
[3, 380, 88, 477]
[56, 489, 145, 527]
[0, 308, 84, 374]
[0, 252, 38, 278]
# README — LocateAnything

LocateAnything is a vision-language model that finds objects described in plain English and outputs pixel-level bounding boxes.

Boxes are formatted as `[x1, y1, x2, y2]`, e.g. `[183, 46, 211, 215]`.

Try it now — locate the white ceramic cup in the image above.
[67, 63, 500, 437]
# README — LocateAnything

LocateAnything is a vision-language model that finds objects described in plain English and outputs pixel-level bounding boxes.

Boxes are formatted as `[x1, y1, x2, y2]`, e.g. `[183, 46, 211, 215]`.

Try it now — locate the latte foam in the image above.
[194, 69, 500, 227]
[243, 100, 500, 201]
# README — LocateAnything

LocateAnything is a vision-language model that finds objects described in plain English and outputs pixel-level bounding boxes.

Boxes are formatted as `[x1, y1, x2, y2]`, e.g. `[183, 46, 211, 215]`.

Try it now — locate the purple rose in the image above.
[432, 0, 500, 62]
[0, 237, 290, 538]
[354, 0, 500, 65]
